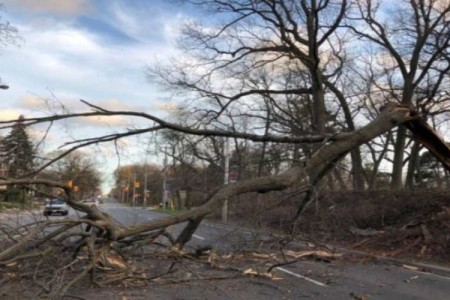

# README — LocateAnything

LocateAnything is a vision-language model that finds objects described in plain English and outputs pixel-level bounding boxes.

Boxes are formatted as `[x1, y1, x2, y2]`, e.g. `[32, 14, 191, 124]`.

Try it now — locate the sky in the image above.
[0, 0, 200, 192]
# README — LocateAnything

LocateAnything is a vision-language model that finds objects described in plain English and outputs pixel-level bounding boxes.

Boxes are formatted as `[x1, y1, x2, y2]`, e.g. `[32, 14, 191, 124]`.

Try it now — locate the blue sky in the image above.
[0, 0, 200, 192]
[0, 0, 193, 112]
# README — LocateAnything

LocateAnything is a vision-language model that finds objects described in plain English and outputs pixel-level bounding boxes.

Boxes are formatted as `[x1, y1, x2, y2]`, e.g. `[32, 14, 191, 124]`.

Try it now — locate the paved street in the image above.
[90, 198, 450, 300]
[2, 199, 449, 299]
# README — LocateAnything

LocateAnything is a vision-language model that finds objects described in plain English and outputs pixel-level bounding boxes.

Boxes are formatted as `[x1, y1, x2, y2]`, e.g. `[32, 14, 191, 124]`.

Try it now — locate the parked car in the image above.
[43, 198, 69, 216]
[81, 198, 101, 206]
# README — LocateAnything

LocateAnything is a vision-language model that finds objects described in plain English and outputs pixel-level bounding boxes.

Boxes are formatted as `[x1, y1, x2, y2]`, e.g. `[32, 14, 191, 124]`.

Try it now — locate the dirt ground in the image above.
[230, 188, 450, 264]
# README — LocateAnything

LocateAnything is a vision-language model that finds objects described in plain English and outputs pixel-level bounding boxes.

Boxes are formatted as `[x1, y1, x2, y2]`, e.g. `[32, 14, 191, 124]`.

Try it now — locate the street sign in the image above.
[164, 180, 174, 192]
[229, 165, 240, 183]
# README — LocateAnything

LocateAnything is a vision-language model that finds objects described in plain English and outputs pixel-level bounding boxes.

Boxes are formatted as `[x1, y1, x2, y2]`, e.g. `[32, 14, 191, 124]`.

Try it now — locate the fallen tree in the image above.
[0, 0, 448, 296]
[2, 101, 450, 296]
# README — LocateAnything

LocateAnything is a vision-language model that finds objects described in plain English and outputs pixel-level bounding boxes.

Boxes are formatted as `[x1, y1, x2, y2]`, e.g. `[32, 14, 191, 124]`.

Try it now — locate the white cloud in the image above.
[153, 101, 180, 113]
[2, 0, 91, 16]
[18, 94, 46, 110]
[0, 109, 21, 121]
[28, 127, 56, 141]
[77, 115, 130, 127]
[0, 1, 198, 192]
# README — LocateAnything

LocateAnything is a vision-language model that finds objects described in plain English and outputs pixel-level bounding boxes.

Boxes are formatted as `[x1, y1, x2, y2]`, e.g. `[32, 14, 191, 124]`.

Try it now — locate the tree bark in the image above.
[405, 141, 421, 188]
[325, 80, 365, 190]
[391, 125, 407, 189]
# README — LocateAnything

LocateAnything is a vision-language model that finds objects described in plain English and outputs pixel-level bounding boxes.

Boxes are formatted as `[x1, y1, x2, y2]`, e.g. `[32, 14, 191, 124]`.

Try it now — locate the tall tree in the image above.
[0, 4, 19, 88]
[113, 163, 163, 205]
[42, 150, 102, 199]
[0, 115, 35, 178]
[350, 0, 450, 189]
[1, 2, 450, 293]
[151, 0, 355, 186]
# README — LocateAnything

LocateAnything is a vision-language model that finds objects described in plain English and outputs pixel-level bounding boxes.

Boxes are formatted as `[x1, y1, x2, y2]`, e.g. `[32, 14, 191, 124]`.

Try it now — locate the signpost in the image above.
[222, 139, 230, 223]
[229, 164, 240, 183]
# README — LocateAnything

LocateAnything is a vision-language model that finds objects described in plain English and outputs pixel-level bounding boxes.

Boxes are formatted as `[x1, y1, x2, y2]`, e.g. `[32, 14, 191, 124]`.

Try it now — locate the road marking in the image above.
[193, 234, 205, 240]
[417, 270, 450, 280]
[276, 267, 327, 287]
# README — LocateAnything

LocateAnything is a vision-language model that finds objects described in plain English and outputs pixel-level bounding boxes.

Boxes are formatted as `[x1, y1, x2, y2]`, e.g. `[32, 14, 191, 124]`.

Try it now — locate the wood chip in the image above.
[285, 250, 342, 259]
[402, 264, 418, 271]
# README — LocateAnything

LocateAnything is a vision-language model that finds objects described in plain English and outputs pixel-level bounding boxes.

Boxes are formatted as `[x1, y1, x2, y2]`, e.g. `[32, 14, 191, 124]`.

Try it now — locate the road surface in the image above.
[3, 199, 450, 299]
[93, 198, 450, 300]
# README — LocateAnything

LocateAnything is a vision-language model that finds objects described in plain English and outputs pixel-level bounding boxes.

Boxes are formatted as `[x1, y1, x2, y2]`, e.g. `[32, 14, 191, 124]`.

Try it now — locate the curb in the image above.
[335, 247, 450, 278]
[284, 236, 450, 278]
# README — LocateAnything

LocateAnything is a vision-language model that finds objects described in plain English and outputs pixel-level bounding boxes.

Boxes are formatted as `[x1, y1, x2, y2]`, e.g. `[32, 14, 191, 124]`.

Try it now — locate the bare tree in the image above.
[348, 0, 450, 189]
[0, 5, 19, 88]
[0, 0, 450, 296]
[41, 150, 102, 199]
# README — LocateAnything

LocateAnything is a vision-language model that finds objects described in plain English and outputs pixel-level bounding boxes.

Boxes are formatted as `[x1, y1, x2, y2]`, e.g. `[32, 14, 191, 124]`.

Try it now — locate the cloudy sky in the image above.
[0, 0, 199, 191]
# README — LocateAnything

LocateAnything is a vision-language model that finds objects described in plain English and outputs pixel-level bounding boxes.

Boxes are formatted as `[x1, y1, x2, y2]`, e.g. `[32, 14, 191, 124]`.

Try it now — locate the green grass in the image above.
[0, 201, 39, 211]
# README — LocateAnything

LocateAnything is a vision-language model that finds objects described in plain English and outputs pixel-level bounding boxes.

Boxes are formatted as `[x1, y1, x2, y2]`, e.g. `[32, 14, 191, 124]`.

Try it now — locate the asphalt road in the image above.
[4, 199, 449, 299]
[92, 198, 450, 300]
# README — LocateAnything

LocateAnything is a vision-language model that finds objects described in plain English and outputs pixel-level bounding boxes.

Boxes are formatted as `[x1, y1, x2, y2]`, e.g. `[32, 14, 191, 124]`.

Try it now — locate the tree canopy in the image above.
[0, 115, 35, 178]
[0, 1, 449, 297]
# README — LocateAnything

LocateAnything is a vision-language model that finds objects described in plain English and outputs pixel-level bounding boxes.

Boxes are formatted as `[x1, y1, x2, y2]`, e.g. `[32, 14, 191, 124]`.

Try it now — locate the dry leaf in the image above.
[110, 257, 126, 269]
[251, 252, 273, 259]
[243, 268, 281, 280]
[285, 250, 342, 259]
[101, 252, 127, 269]
[5, 272, 17, 279]
[243, 268, 258, 276]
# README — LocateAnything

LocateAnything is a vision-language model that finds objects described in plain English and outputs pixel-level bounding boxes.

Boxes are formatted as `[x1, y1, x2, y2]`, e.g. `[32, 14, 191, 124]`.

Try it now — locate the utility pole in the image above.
[132, 172, 136, 206]
[222, 138, 230, 223]
[162, 147, 168, 210]
[143, 137, 153, 209]
[143, 158, 148, 208]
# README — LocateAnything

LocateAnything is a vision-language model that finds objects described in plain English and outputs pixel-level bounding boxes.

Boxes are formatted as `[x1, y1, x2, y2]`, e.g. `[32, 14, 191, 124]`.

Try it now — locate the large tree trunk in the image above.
[122, 104, 414, 244]
[404, 117, 450, 173]
[312, 82, 327, 135]
[391, 126, 407, 189]
[4, 104, 450, 263]
[325, 80, 365, 190]
[405, 141, 421, 188]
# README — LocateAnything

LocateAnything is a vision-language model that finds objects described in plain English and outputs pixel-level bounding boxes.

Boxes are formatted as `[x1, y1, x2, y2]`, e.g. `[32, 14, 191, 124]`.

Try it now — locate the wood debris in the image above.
[99, 251, 127, 270]
[243, 268, 282, 280]
[402, 264, 419, 271]
[285, 250, 342, 260]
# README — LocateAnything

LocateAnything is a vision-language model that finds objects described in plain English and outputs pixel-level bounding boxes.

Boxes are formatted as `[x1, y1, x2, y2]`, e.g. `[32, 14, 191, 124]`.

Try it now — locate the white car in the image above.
[43, 198, 69, 216]
[81, 198, 101, 206]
